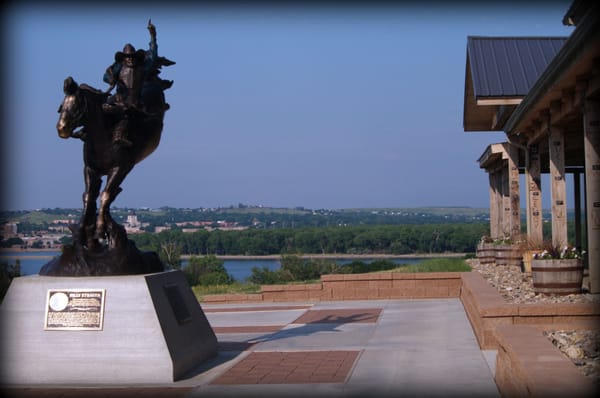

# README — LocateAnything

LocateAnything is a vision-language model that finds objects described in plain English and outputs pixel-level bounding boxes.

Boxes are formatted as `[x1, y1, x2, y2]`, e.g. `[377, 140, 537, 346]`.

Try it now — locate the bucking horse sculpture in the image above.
[40, 21, 174, 276]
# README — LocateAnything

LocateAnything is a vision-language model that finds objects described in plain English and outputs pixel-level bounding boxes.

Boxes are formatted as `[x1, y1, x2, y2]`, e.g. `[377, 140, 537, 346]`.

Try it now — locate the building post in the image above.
[526, 144, 543, 246]
[507, 143, 521, 240]
[492, 169, 503, 238]
[488, 171, 498, 238]
[501, 163, 511, 238]
[574, 171, 582, 251]
[548, 125, 568, 248]
[584, 98, 600, 293]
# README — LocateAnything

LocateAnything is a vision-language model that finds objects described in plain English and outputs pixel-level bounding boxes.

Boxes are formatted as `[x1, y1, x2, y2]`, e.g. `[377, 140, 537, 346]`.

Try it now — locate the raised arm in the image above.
[147, 19, 158, 63]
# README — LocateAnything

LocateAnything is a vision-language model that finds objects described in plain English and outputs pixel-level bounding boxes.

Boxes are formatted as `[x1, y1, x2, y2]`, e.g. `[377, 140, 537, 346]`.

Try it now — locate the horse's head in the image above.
[56, 76, 86, 139]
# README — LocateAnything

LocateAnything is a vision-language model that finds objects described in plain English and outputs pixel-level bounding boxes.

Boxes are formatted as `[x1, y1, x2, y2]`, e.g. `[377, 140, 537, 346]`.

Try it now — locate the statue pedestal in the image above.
[0, 271, 217, 384]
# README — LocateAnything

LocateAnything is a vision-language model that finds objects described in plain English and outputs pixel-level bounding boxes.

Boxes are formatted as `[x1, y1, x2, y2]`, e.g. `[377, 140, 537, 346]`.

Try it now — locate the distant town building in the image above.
[48, 219, 76, 233]
[127, 212, 140, 228]
[2, 223, 18, 238]
[124, 211, 148, 233]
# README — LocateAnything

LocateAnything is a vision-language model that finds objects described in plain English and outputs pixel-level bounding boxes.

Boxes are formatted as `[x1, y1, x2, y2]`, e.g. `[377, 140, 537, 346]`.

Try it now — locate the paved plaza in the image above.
[3, 299, 500, 397]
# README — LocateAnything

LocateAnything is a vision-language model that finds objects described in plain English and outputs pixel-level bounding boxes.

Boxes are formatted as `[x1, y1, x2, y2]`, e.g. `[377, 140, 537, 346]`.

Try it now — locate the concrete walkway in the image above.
[2, 299, 500, 398]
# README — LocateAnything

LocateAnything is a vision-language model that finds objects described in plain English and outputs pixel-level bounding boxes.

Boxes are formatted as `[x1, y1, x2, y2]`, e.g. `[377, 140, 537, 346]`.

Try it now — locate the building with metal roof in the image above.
[464, 37, 567, 131]
[463, 0, 600, 293]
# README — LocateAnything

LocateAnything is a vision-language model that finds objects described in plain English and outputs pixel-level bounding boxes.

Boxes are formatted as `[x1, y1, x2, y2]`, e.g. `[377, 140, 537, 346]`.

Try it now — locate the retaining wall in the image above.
[460, 271, 600, 349]
[494, 324, 597, 397]
[202, 272, 462, 304]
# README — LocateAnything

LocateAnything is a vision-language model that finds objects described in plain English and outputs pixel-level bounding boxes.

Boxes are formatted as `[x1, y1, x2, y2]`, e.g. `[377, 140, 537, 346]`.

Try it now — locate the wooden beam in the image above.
[584, 98, 600, 293]
[521, 78, 586, 144]
[585, 60, 600, 99]
[507, 144, 521, 239]
[525, 144, 543, 246]
[476, 98, 522, 106]
[501, 165, 511, 238]
[574, 172, 582, 252]
[548, 125, 568, 248]
[489, 171, 501, 238]
[526, 116, 547, 146]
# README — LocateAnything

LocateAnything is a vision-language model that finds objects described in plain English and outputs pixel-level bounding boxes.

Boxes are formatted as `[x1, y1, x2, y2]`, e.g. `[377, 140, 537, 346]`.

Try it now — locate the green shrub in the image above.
[183, 255, 233, 286]
[192, 282, 262, 301]
[339, 259, 398, 274]
[248, 255, 340, 285]
[248, 266, 281, 285]
[395, 258, 471, 273]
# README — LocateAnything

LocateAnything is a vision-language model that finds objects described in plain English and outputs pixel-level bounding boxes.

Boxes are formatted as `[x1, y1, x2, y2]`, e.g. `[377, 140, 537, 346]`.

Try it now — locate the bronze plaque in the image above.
[44, 289, 106, 331]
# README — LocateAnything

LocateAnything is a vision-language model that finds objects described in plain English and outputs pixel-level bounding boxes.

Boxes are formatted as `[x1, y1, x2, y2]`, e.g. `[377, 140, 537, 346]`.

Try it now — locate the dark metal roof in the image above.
[467, 36, 567, 99]
[505, 2, 600, 135]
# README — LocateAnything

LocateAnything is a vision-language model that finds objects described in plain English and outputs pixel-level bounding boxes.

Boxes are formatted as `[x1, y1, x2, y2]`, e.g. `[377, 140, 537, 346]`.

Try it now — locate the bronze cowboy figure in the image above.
[41, 20, 175, 276]
[102, 20, 174, 147]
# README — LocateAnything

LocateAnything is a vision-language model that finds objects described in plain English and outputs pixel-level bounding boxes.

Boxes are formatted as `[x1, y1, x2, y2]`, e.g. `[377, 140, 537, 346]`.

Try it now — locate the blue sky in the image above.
[1, 1, 573, 211]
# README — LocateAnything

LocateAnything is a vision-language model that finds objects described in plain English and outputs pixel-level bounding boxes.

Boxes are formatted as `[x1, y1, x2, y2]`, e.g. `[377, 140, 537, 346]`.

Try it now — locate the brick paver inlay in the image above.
[292, 308, 382, 324]
[210, 351, 360, 385]
[212, 325, 285, 333]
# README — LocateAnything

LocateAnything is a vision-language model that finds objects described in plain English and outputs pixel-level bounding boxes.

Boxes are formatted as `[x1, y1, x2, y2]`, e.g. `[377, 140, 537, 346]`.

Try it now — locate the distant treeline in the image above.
[2, 206, 491, 233]
[131, 223, 490, 257]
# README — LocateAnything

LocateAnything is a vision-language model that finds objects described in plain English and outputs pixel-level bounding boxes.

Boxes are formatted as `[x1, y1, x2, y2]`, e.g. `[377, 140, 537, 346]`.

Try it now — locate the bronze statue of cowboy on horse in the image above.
[41, 20, 175, 276]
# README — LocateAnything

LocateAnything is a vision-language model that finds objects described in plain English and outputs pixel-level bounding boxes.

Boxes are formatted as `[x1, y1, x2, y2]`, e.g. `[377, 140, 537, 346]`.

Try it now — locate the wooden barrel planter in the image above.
[532, 259, 583, 295]
[495, 244, 522, 267]
[476, 243, 495, 265]
[522, 250, 535, 274]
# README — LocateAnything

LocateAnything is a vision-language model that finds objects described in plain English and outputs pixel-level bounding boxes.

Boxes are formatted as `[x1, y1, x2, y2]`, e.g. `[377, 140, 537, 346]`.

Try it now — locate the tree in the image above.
[183, 255, 233, 286]
[248, 266, 281, 284]
[1, 237, 25, 248]
[159, 240, 182, 270]
[279, 254, 332, 282]
[31, 240, 44, 249]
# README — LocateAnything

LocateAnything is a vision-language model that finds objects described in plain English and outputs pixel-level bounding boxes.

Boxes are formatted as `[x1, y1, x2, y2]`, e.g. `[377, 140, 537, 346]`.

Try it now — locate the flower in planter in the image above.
[492, 236, 516, 245]
[479, 235, 493, 244]
[532, 244, 585, 260]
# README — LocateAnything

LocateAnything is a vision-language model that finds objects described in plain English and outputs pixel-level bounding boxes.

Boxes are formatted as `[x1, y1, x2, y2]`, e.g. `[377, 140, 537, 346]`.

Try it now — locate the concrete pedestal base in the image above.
[0, 270, 217, 384]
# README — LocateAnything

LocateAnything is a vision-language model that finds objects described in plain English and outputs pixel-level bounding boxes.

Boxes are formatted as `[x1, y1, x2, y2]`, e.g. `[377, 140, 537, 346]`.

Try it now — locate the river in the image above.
[1, 251, 437, 282]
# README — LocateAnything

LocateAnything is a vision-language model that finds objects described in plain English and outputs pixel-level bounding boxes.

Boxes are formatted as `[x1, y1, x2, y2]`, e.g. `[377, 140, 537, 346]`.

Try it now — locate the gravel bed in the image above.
[467, 259, 600, 385]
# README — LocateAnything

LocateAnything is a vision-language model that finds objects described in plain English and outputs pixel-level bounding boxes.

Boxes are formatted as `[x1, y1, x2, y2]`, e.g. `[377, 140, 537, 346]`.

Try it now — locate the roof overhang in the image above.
[463, 54, 508, 132]
[476, 98, 522, 106]
[504, 4, 600, 137]
[477, 143, 509, 169]
[463, 37, 566, 132]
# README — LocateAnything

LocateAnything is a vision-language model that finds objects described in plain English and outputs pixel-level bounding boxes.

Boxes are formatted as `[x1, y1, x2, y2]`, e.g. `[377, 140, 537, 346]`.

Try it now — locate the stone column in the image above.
[584, 98, 600, 293]
[507, 143, 521, 239]
[549, 125, 568, 248]
[526, 144, 543, 246]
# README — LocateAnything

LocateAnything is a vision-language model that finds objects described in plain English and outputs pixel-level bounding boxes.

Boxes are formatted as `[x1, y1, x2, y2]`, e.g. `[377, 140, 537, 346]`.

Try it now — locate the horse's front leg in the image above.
[96, 165, 132, 241]
[81, 166, 101, 250]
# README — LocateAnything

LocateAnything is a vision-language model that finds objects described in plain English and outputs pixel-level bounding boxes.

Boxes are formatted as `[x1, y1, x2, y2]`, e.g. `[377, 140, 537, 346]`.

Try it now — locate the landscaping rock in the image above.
[469, 259, 600, 385]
